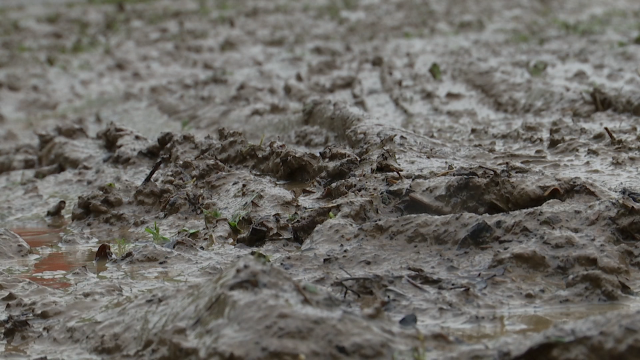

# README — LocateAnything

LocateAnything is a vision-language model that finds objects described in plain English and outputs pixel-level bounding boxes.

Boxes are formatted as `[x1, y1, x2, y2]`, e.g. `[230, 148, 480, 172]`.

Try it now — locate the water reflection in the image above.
[12, 228, 95, 289]
[445, 302, 637, 342]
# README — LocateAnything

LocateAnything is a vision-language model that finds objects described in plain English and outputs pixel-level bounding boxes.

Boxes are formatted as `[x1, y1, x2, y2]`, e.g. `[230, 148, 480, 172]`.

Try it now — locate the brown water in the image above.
[12, 228, 93, 289]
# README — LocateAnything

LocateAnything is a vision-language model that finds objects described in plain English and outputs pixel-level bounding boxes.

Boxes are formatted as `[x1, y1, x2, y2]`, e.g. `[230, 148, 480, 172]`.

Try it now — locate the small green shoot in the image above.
[106, 182, 116, 188]
[198, 0, 210, 15]
[43, 13, 61, 24]
[113, 238, 130, 257]
[329, 212, 336, 219]
[303, 283, 318, 294]
[412, 330, 427, 360]
[228, 211, 246, 232]
[412, 347, 427, 360]
[203, 209, 222, 229]
[17, 44, 32, 53]
[203, 209, 222, 219]
[251, 250, 271, 263]
[429, 63, 442, 80]
[145, 221, 169, 244]
[258, 133, 265, 147]
[527, 60, 547, 77]
[511, 32, 530, 43]
[181, 228, 200, 235]
[181, 119, 191, 132]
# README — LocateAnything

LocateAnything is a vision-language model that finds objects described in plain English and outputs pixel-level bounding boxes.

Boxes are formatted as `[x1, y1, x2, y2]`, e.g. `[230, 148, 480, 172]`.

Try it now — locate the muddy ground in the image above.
[1, 0, 640, 359]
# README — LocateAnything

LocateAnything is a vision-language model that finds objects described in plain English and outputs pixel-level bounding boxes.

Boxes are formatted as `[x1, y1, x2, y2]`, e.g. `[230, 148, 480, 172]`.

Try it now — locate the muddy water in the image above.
[2, 0, 640, 359]
[15, 228, 79, 289]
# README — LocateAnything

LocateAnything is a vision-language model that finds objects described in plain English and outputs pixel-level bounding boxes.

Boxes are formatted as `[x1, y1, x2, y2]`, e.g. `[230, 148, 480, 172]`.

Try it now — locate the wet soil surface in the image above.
[2, 0, 640, 358]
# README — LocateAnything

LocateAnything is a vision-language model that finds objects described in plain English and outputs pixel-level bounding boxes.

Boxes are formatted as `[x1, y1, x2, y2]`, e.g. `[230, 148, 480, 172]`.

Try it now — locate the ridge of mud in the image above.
[47, 258, 429, 360]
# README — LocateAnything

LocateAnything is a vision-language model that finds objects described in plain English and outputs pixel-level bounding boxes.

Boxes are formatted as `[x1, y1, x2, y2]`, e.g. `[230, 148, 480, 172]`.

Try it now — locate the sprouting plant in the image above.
[329, 212, 336, 219]
[113, 238, 130, 257]
[429, 63, 441, 80]
[412, 330, 427, 360]
[527, 60, 547, 77]
[251, 250, 271, 263]
[412, 347, 427, 360]
[227, 193, 261, 231]
[203, 209, 222, 219]
[288, 213, 299, 222]
[181, 119, 191, 132]
[228, 211, 246, 232]
[181, 228, 200, 236]
[198, 0, 210, 15]
[258, 134, 265, 147]
[203, 209, 222, 229]
[145, 221, 169, 244]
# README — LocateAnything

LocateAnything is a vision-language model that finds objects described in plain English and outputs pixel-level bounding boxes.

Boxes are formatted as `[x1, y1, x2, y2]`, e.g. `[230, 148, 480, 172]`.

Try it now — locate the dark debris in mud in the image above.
[590, 87, 640, 116]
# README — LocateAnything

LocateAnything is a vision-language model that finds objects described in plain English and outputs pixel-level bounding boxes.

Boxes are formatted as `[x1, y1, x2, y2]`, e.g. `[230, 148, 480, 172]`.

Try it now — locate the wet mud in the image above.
[2, 0, 640, 358]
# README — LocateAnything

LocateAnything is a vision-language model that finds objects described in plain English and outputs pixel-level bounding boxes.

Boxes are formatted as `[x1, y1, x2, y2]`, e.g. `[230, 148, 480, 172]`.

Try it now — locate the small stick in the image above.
[405, 276, 427, 292]
[435, 169, 455, 177]
[293, 282, 313, 305]
[479, 165, 500, 176]
[141, 155, 168, 186]
[604, 127, 617, 144]
[340, 276, 375, 282]
[338, 265, 353, 277]
[594, 93, 603, 111]
[337, 281, 361, 299]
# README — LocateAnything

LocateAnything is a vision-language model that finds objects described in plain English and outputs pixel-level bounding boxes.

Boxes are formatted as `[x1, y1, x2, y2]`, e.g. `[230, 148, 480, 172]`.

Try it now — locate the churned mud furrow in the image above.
[2, 0, 640, 359]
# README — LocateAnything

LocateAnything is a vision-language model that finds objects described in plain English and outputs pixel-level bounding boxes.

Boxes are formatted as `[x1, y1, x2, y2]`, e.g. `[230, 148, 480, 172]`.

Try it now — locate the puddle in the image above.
[9, 228, 196, 291]
[443, 302, 640, 342]
[12, 228, 94, 289]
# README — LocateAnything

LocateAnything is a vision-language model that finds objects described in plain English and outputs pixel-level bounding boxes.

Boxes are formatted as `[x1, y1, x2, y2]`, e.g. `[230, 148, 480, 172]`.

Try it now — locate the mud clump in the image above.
[72, 186, 126, 223]
[121, 244, 187, 264]
[565, 271, 626, 301]
[590, 87, 640, 116]
[0, 229, 31, 259]
[37, 124, 97, 172]
[134, 182, 173, 208]
[457, 220, 495, 249]
[0, 144, 37, 175]
[508, 310, 640, 360]
[59, 259, 408, 359]
[291, 207, 333, 244]
[97, 122, 152, 165]
[302, 100, 365, 145]
[409, 174, 600, 216]
[215, 128, 324, 182]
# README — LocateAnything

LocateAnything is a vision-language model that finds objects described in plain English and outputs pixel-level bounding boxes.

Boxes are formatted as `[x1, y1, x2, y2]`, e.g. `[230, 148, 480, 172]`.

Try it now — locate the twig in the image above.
[293, 282, 313, 305]
[141, 155, 168, 186]
[479, 165, 500, 176]
[336, 281, 361, 299]
[604, 127, 617, 144]
[340, 276, 376, 282]
[405, 276, 427, 292]
[338, 265, 352, 277]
